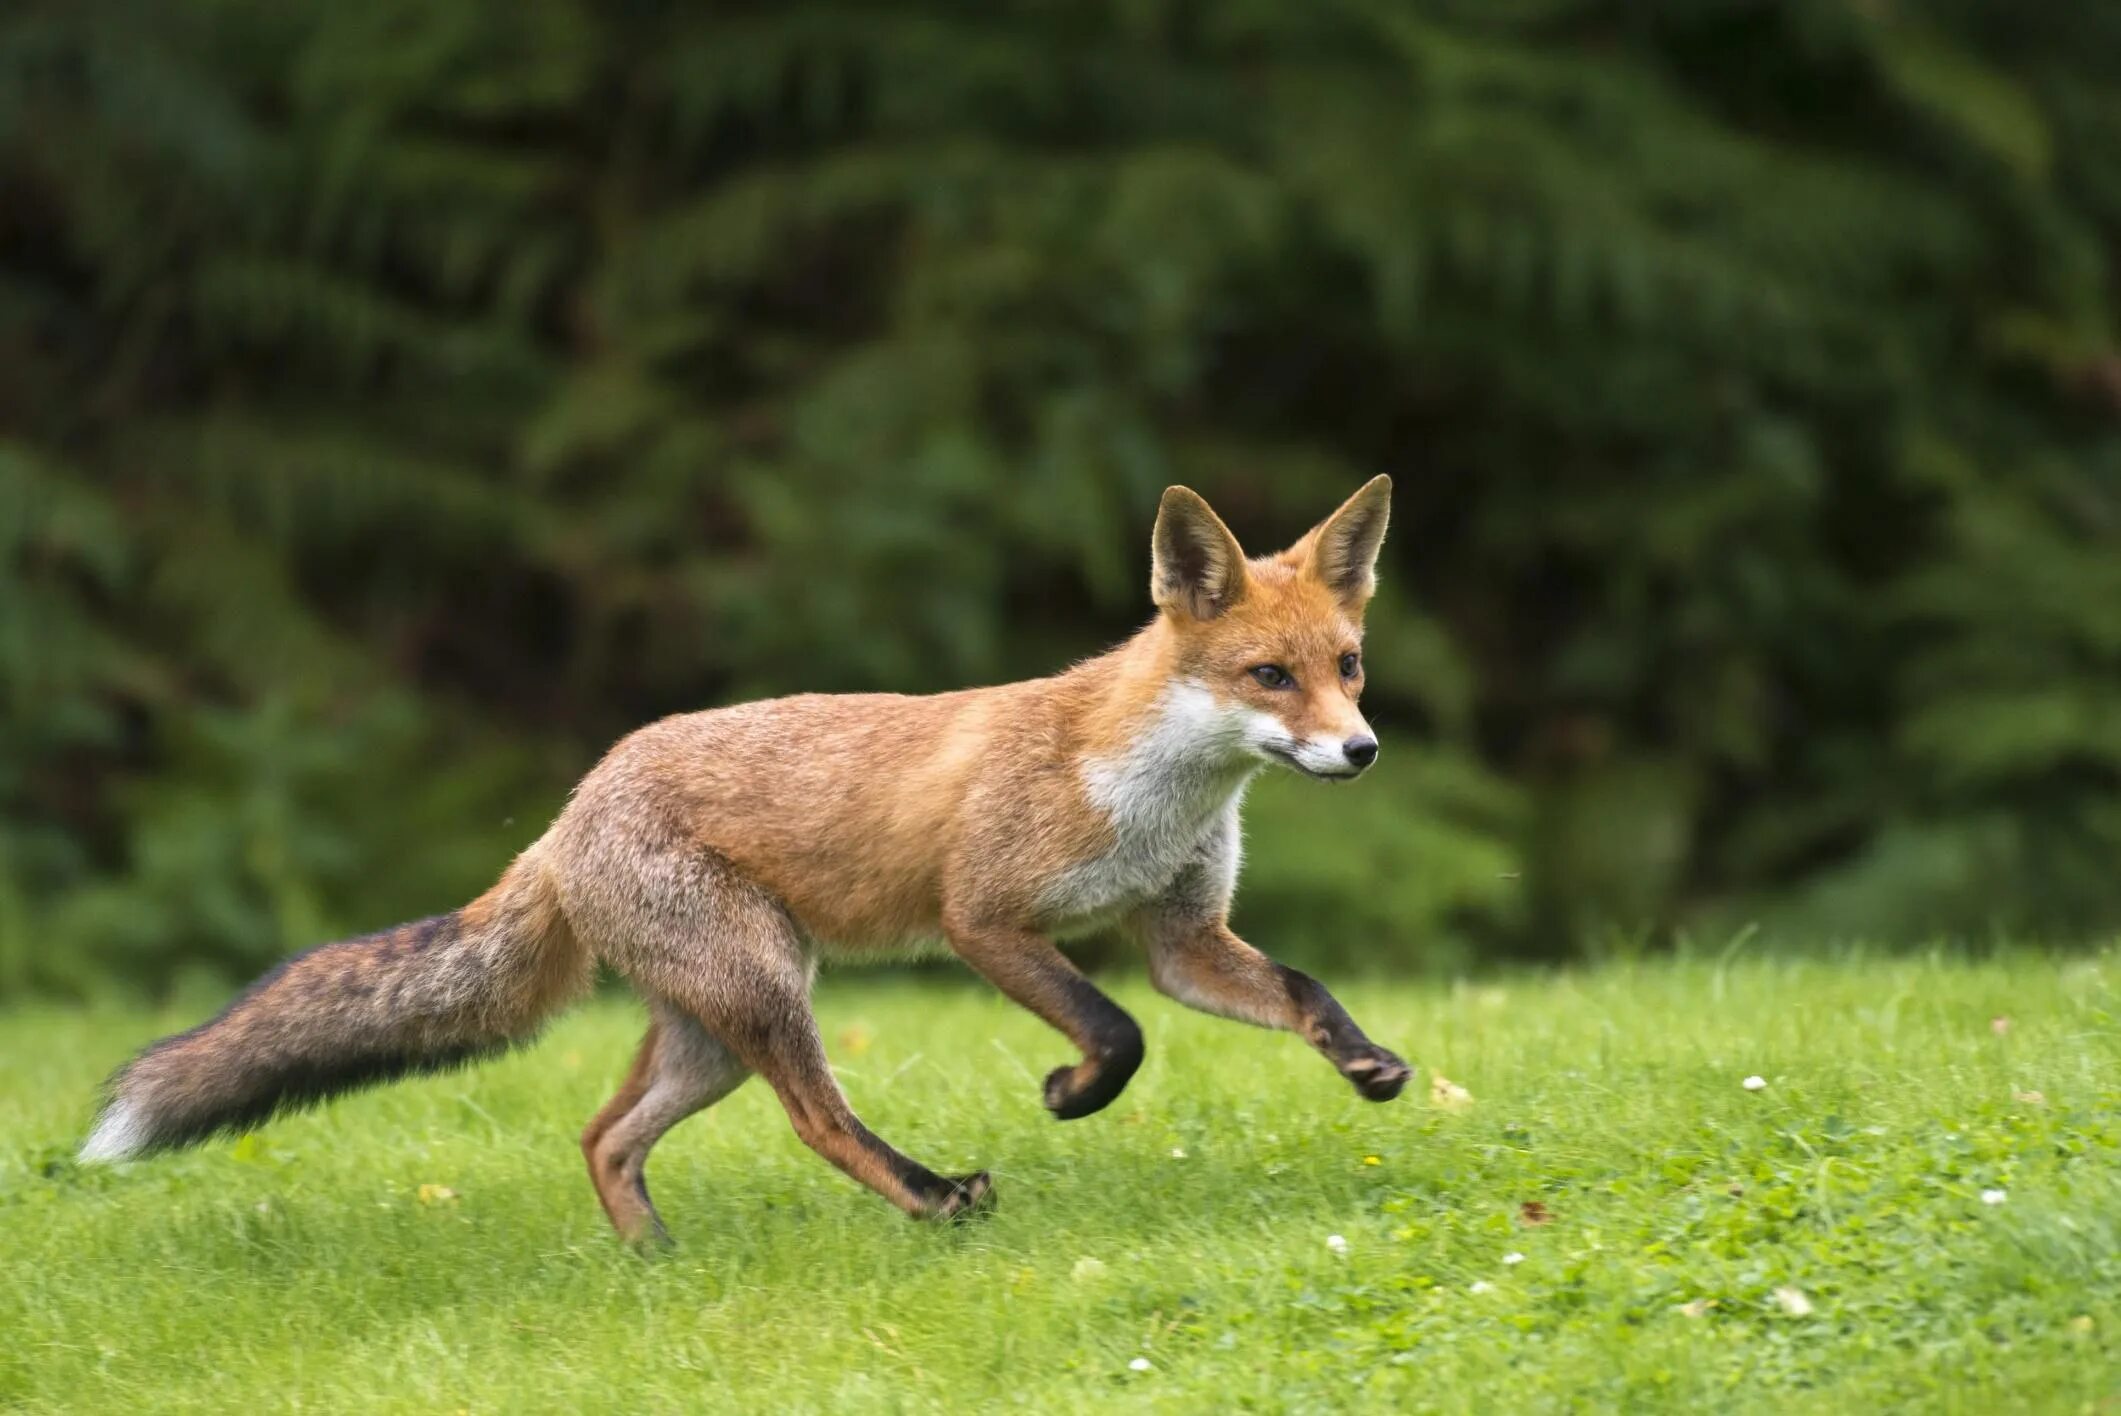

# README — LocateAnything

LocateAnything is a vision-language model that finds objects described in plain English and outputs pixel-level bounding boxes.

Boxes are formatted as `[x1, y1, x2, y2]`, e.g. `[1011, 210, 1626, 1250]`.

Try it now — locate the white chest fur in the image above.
[1039, 681, 1260, 933]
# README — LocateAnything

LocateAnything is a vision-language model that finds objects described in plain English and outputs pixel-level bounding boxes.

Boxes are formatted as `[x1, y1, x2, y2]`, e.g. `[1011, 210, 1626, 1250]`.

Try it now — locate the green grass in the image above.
[4, 951, 2119, 1412]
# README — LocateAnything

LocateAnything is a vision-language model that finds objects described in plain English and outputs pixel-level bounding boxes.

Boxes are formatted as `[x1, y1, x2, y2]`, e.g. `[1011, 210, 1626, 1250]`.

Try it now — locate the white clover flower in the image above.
[1503, 1252, 1525, 1266]
[1128, 1358, 1152, 1373]
[1773, 1286, 1814, 1317]
[1326, 1234, 1349, 1255]
[1470, 1280, 1495, 1295]
[1981, 1188, 2007, 1206]
[1169, 1147, 1186, 1159]
[1742, 1075, 1767, 1091]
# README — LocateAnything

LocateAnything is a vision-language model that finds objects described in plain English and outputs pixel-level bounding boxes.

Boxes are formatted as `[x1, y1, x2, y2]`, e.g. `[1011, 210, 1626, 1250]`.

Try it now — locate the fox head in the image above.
[1148, 476, 1392, 780]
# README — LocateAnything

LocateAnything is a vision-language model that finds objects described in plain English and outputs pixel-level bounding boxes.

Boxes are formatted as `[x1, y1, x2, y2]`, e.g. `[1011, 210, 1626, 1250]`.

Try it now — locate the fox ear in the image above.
[1305, 474, 1393, 606]
[1151, 486, 1248, 620]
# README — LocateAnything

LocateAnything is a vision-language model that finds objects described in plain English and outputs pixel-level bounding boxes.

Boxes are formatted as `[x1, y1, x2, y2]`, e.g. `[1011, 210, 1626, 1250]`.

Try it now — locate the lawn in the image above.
[3, 949, 2118, 1413]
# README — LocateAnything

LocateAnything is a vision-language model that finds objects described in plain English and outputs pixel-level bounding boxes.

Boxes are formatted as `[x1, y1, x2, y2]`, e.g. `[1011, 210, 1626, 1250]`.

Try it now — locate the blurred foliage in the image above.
[3, 0, 2120, 995]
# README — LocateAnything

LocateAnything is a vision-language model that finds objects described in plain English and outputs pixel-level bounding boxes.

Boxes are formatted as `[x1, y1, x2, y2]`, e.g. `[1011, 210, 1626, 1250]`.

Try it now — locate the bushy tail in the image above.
[81, 850, 589, 1162]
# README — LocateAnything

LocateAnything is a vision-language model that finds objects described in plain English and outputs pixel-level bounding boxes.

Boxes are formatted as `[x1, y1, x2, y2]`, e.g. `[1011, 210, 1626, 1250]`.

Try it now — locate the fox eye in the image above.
[1250, 664, 1294, 690]
[1339, 652, 1361, 679]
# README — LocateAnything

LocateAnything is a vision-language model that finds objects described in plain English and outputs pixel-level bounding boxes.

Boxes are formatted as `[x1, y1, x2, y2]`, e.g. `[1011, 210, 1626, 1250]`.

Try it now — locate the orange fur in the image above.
[84, 478, 1412, 1241]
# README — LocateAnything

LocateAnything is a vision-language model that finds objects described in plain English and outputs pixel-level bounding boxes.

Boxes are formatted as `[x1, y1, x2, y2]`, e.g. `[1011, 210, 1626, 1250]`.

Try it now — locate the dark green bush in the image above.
[4, 1, 2120, 994]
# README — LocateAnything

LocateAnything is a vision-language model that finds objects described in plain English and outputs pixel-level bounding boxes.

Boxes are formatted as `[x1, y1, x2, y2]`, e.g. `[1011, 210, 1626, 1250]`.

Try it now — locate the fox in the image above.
[81, 477, 1412, 1243]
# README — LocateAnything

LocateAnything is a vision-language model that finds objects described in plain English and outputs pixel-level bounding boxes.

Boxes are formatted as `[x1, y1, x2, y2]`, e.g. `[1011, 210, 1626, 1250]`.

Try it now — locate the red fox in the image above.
[82, 478, 1411, 1243]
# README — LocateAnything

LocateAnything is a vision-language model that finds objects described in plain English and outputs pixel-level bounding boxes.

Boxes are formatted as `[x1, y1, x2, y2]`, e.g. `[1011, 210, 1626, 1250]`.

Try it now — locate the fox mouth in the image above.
[1261, 744, 1365, 782]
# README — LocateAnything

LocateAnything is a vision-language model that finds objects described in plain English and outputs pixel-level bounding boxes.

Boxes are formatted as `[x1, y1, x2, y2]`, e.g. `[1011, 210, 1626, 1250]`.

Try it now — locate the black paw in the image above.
[933, 1171, 995, 1222]
[1043, 1064, 1095, 1119]
[1043, 1060, 1136, 1120]
[1342, 1047, 1412, 1102]
[1041, 1025, 1144, 1119]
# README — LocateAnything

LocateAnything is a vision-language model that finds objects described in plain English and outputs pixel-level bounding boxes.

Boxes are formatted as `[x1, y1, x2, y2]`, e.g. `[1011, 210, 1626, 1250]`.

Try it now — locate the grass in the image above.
[3, 949, 2119, 1412]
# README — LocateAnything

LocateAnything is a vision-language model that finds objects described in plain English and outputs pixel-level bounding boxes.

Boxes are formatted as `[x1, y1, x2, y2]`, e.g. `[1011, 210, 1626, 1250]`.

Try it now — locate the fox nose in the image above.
[1342, 736, 1378, 769]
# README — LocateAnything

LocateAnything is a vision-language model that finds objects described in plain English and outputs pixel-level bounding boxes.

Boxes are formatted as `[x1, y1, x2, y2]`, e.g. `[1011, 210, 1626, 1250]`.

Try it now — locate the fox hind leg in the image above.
[582, 1003, 751, 1247]
[684, 966, 994, 1223]
[604, 855, 992, 1225]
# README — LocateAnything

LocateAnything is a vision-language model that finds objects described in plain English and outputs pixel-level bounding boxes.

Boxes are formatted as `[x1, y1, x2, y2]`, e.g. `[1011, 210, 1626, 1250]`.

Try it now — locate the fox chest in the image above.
[1036, 759, 1252, 935]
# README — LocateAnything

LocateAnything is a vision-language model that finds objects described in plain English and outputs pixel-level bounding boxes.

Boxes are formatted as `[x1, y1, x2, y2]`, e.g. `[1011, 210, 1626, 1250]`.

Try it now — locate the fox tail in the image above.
[80, 850, 587, 1162]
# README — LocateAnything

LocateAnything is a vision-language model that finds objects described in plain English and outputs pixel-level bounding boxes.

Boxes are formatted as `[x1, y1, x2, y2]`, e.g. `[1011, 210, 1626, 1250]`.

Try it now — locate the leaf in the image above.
[1518, 1200, 1553, 1226]
[417, 1184, 459, 1206]
[1871, 28, 2051, 181]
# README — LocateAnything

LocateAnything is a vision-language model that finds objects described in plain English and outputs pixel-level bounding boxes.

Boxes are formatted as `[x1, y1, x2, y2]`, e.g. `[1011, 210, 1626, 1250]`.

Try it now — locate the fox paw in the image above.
[932, 1171, 995, 1222]
[1044, 1064, 1092, 1118]
[1044, 1062, 1133, 1121]
[1341, 1048, 1412, 1102]
[1040, 1018, 1145, 1120]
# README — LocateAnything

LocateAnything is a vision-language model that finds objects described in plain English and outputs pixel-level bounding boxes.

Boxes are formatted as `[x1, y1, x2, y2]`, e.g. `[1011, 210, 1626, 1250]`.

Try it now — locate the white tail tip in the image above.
[79, 1099, 149, 1163]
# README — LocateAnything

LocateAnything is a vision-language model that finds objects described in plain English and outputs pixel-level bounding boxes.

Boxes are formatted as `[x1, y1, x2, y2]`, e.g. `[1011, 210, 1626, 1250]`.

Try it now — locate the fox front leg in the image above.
[945, 922, 1145, 1119]
[1137, 913, 1411, 1101]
